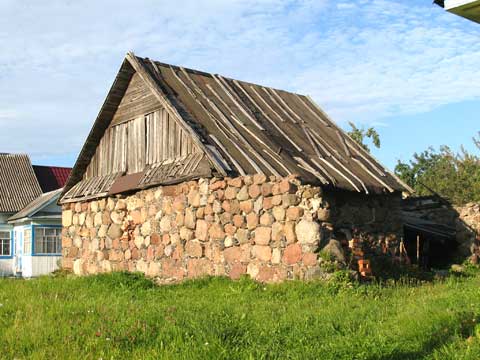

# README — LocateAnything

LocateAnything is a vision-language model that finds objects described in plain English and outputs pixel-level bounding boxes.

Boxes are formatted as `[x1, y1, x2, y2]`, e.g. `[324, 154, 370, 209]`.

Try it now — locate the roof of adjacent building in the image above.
[0, 154, 43, 213]
[8, 188, 63, 222]
[33, 165, 71, 193]
[62, 53, 411, 201]
[434, 0, 480, 23]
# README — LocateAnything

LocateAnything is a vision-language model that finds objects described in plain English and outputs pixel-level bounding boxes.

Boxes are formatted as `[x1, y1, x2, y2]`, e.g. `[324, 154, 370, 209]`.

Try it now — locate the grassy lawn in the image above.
[0, 271, 479, 359]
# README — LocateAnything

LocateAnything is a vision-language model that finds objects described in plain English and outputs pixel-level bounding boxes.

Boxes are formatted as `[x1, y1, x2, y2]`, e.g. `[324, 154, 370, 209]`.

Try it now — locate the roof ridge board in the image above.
[143, 56, 306, 98]
[222, 75, 306, 98]
[149, 60, 215, 79]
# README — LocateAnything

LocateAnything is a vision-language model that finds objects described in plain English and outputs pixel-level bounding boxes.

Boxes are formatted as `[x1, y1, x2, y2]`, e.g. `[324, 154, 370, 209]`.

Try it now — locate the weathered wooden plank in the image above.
[110, 72, 162, 126]
[233, 80, 303, 153]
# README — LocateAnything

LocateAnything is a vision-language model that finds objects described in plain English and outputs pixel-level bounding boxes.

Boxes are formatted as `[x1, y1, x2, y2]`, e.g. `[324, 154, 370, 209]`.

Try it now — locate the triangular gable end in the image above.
[60, 55, 228, 204]
[9, 189, 63, 222]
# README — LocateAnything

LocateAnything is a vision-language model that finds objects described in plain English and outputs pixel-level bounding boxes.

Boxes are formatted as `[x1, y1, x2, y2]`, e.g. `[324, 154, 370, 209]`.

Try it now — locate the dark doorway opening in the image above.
[404, 225, 457, 269]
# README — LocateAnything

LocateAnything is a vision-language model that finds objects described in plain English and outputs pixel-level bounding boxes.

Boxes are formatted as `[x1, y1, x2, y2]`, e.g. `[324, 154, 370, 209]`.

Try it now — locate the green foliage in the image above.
[0, 272, 479, 359]
[347, 122, 381, 152]
[395, 140, 480, 205]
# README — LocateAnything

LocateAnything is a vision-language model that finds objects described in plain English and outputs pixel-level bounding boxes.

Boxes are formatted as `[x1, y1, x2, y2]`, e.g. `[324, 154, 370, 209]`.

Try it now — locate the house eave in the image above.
[437, 0, 480, 23]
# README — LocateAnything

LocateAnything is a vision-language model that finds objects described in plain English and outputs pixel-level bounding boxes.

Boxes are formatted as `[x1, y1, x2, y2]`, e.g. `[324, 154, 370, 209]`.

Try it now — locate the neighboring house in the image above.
[0, 153, 71, 277]
[434, 0, 480, 23]
[33, 165, 72, 193]
[59, 53, 412, 282]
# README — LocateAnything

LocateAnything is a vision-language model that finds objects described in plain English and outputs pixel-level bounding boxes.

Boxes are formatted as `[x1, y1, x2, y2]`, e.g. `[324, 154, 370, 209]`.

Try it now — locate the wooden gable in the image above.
[61, 69, 213, 203]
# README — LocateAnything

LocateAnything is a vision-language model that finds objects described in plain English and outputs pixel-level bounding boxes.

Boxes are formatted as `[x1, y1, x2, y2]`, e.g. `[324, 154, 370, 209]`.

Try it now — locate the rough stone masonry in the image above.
[61, 175, 402, 283]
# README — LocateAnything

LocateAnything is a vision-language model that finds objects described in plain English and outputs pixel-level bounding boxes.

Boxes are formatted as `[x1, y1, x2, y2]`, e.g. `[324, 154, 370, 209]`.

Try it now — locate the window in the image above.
[34, 227, 61, 255]
[24, 228, 32, 255]
[0, 231, 11, 256]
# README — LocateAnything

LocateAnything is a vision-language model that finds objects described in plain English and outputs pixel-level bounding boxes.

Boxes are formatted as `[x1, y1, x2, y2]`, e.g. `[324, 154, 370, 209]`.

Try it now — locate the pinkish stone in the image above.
[283, 243, 302, 265]
[253, 245, 272, 262]
[254, 227, 271, 245]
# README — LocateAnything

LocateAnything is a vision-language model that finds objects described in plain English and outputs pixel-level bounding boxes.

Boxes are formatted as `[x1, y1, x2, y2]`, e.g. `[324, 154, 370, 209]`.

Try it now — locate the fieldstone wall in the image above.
[456, 203, 480, 263]
[61, 175, 402, 283]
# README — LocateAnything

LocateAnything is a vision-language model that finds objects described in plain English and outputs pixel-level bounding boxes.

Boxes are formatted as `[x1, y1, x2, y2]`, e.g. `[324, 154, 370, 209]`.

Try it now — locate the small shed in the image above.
[60, 53, 411, 281]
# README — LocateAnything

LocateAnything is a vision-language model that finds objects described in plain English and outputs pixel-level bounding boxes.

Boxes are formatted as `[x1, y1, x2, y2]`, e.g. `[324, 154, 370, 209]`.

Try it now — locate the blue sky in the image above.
[0, 0, 479, 171]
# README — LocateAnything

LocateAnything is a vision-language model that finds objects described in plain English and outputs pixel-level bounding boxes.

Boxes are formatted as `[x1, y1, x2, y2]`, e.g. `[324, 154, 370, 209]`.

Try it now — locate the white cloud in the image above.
[0, 0, 478, 164]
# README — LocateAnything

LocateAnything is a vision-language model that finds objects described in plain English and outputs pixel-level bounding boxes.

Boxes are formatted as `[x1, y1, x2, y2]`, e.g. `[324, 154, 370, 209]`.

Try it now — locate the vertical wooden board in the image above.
[167, 113, 172, 160]
[158, 110, 163, 161]
[156, 110, 163, 163]
[139, 115, 146, 171]
[126, 116, 146, 174]
[148, 113, 156, 165]
[146, 114, 151, 164]
[176, 121, 182, 157]
[171, 118, 176, 158]
[162, 110, 168, 161]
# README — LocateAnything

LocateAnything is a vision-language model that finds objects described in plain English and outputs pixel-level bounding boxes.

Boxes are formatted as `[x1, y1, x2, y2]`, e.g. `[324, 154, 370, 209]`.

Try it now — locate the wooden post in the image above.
[416, 235, 420, 266]
[399, 237, 403, 263]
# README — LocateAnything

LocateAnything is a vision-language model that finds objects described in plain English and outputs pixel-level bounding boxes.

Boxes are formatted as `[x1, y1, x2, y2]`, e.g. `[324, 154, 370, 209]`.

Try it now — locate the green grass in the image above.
[0, 271, 479, 359]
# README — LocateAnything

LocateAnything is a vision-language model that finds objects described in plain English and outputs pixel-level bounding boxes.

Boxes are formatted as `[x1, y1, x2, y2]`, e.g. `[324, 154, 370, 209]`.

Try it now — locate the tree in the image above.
[394, 141, 480, 205]
[473, 132, 480, 150]
[347, 122, 380, 152]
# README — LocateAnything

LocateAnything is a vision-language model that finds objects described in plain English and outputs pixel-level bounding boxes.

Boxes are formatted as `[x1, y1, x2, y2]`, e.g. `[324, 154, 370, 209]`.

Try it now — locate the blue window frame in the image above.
[0, 230, 13, 258]
[32, 226, 62, 256]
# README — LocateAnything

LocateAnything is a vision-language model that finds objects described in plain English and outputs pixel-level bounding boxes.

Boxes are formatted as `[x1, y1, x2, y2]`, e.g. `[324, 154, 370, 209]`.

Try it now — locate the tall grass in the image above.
[0, 271, 479, 359]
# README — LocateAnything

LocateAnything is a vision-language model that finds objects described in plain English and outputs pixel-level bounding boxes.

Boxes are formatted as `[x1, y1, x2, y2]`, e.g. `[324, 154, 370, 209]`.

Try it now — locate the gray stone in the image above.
[90, 201, 99, 212]
[184, 209, 196, 229]
[98, 225, 108, 238]
[253, 196, 263, 214]
[94, 212, 103, 227]
[160, 216, 172, 233]
[73, 236, 82, 248]
[296, 219, 320, 245]
[134, 236, 144, 249]
[236, 186, 249, 201]
[224, 236, 233, 248]
[62, 210, 73, 227]
[110, 211, 125, 225]
[141, 221, 152, 236]
[107, 224, 123, 239]
[164, 245, 174, 257]
[321, 239, 346, 264]
[73, 259, 83, 275]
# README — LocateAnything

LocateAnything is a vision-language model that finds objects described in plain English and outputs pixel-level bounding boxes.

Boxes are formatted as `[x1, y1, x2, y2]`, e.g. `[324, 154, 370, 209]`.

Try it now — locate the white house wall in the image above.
[8, 222, 62, 277]
[0, 259, 14, 276]
[21, 255, 60, 278]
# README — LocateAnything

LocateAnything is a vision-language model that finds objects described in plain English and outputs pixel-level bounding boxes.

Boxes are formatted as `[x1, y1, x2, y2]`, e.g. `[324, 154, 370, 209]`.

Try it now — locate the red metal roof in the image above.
[33, 165, 72, 193]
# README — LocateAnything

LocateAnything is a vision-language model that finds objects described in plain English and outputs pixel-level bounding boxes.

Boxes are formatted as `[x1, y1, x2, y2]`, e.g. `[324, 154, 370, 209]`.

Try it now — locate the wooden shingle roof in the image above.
[62, 53, 411, 201]
[0, 154, 43, 213]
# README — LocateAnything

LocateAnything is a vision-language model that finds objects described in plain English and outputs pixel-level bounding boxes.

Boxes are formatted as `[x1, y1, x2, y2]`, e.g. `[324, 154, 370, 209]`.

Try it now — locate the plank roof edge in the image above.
[59, 56, 136, 202]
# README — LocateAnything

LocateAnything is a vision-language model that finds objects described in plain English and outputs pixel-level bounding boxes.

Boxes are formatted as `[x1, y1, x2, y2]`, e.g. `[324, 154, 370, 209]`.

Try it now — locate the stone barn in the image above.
[59, 52, 410, 282]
